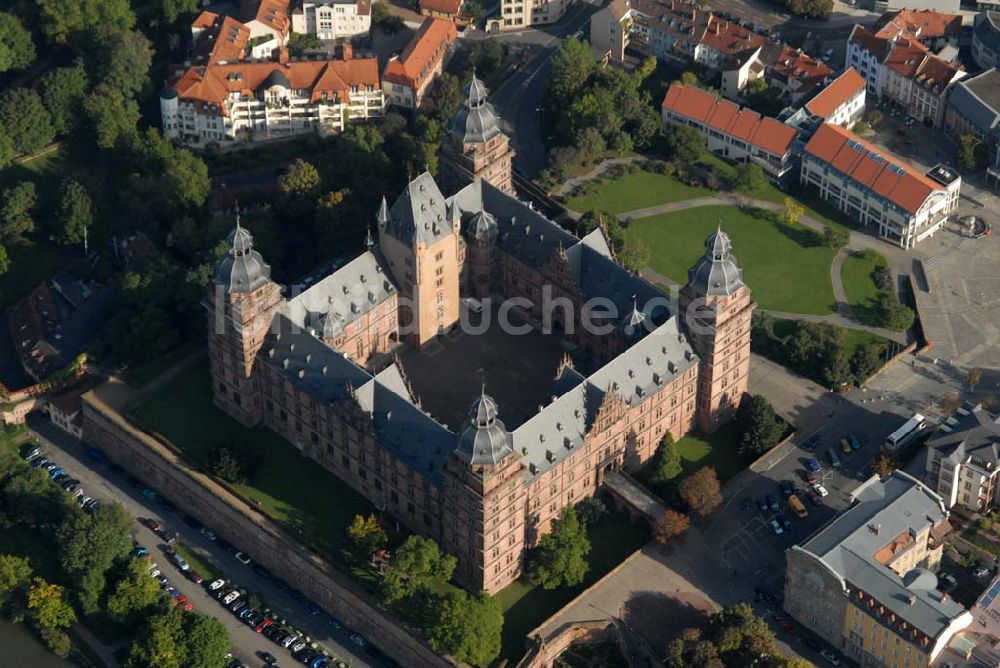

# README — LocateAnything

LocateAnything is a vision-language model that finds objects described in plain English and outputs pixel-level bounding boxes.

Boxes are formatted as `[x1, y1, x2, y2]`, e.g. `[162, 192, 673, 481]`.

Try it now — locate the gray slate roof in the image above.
[214, 224, 272, 293]
[383, 171, 454, 247]
[927, 405, 1000, 470]
[283, 251, 396, 337]
[797, 471, 965, 639]
[456, 391, 514, 466]
[688, 227, 745, 296]
[947, 69, 1000, 136]
[450, 74, 502, 145]
[976, 12, 1000, 59]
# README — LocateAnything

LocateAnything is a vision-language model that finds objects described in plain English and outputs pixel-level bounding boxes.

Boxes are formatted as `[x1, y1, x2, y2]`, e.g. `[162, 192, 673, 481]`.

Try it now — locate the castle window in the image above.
[310, 432, 318, 445]
[407, 502, 415, 514]
[342, 455, 350, 467]
[266, 399, 273, 412]
[218, 381, 227, 393]
[391, 490, 399, 504]
[424, 513, 432, 527]
[359, 468, 367, 480]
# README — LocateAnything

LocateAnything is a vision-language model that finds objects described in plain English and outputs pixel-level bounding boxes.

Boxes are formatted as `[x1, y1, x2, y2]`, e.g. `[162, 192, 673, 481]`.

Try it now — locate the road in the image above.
[484, 0, 605, 178]
[26, 415, 378, 668]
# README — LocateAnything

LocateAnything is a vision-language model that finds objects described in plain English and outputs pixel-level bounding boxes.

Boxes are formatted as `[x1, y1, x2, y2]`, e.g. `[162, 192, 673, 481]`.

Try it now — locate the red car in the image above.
[185, 570, 204, 584]
[803, 470, 817, 485]
[778, 619, 796, 634]
[254, 618, 273, 633]
[139, 517, 161, 533]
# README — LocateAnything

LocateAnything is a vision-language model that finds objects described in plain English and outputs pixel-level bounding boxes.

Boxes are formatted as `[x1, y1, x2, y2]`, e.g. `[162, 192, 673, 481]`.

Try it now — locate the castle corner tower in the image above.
[678, 226, 754, 433]
[206, 218, 284, 426]
[439, 72, 515, 196]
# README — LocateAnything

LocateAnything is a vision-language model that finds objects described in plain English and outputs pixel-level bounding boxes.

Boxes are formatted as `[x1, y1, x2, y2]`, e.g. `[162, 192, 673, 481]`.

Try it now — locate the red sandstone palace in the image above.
[206, 77, 754, 594]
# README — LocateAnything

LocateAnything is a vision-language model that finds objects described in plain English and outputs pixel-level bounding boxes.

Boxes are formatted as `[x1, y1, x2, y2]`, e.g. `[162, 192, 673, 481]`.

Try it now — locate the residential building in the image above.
[242, 0, 292, 42]
[800, 123, 961, 248]
[874, 8, 962, 47]
[161, 52, 385, 146]
[46, 378, 100, 439]
[943, 69, 1000, 143]
[419, 0, 466, 23]
[381, 18, 457, 109]
[847, 23, 965, 127]
[878, 0, 959, 13]
[438, 73, 515, 196]
[660, 83, 799, 177]
[290, 0, 372, 41]
[495, 0, 574, 31]
[925, 402, 1000, 513]
[973, 11, 1000, 70]
[784, 471, 969, 668]
[803, 67, 867, 127]
[191, 11, 251, 64]
[207, 167, 754, 593]
[721, 43, 833, 104]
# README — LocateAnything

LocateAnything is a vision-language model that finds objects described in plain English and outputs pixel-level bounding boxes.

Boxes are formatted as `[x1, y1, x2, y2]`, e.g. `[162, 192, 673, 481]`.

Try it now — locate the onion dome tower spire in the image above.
[456, 386, 513, 466]
[214, 206, 271, 293]
[688, 221, 744, 296]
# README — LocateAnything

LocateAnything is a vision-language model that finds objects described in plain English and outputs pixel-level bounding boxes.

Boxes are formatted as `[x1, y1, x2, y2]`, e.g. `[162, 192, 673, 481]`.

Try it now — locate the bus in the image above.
[885, 413, 927, 451]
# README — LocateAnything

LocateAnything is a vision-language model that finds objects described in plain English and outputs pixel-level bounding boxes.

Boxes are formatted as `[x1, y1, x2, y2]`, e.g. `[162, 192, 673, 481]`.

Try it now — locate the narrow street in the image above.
[25, 415, 378, 668]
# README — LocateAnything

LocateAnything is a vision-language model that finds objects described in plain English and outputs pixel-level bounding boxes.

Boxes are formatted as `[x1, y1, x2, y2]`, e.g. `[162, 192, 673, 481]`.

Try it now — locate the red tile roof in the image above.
[849, 25, 897, 60]
[661, 84, 797, 157]
[420, 0, 463, 15]
[382, 18, 456, 90]
[193, 13, 250, 64]
[173, 57, 380, 113]
[193, 10, 220, 30]
[697, 16, 765, 55]
[803, 123, 943, 215]
[766, 44, 832, 92]
[884, 39, 963, 92]
[805, 67, 865, 118]
[875, 9, 962, 41]
[243, 0, 290, 33]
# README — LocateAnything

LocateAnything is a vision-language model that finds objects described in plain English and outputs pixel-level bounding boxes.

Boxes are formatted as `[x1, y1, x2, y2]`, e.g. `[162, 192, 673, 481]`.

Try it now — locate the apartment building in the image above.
[784, 471, 969, 668]
[973, 11, 1000, 70]
[291, 0, 372, 40]
[925, 403, 1000, 513]
[803, 67, 867, 127]
[161, 52, 384, 146]
[800, 123, 960, 248]
[721, 43, 833, 103]
[847, 20, 965, 128]
[660, 83, 798, 177]
[943, 68, 1000, 142]
[382, 18, 457, 109]
[495, 0, 574, 31]
[419, 0, 466, 23]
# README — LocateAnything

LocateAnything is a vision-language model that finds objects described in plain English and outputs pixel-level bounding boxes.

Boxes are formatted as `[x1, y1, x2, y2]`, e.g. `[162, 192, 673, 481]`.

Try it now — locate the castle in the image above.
[206, 75, 754, 593]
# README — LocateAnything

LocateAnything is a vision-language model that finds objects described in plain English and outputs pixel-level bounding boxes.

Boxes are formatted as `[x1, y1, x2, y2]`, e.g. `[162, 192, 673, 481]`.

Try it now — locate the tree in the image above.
[785, 0, 832, 18]
[0, 88, 55, 155]
[164, 147, 211, 210]
[83, 83, 141, 148]
[822, 224, 848, 248]
[38, 0, 136, 44]
[649, 434, 682, 485]
[0, 130, 14, 169]
[425, 590, 503, 666]
[780, 197, 804, 226]
[107, 558, 163, 628]
[57, 502, 133, 614]
[41, 60, 90, 135]
[381, 535, 457, 603]
[939, 391, 961, 415]
[736, 394, 785, 460]
[0, 554, 32, 618]
[428, 73, 462, 120]
[346, 514, 388, 559]
[679, 71, 699, 86]
[547, 38, 595, 105]
[958, 134, 989, 171]
[873, 448, 897, 478]
[161, 0, 200, 24]
[867, 110, 883, 127]
[574, 497, 608, 527]
[654, 509, 690, 543]
[126, 606, 186, 668]
[53, 179, 93, 247]
[0, 12, 35, 73]
[732, 163, 765, 193]
[850, 341, 884, 382]
[2, 468, 74, 529]
[576, 126, 606, 163]
[968, 368, 983, 390]
[708, 602, 778, 666]
[743, 78, 784, 116]
[27, 578, 76, 632]
[679, 466, 722, 519]
[181, 612, 230, 668]
[876, 293, 914, 331]
[280, 159, 321, 197]
[0, 181, 37, 244]
[467, 39, 508, 80]
[665, 125, 705, 164]
[209, 447, 245, 484]
[527, 506, 590, 590]
[96, 30, 153, 97]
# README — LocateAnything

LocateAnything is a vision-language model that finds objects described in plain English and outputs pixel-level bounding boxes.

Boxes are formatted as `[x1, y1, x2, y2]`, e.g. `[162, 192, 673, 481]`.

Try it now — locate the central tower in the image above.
[439, 72, 515, 195]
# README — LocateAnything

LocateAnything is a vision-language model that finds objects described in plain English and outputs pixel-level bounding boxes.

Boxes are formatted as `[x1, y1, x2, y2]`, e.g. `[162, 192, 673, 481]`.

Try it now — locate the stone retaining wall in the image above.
[516, 620, 617, 668]
[80, 384, 450, 668]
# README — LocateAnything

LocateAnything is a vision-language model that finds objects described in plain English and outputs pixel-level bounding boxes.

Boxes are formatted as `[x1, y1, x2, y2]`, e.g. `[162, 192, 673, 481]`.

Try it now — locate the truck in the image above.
[788, 493, 808, 519]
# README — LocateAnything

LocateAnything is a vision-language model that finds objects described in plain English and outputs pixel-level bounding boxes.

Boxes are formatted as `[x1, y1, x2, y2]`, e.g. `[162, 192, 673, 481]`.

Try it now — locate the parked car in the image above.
[777, 513, 792, 529]
[171, 553, 190, 571]
[31, 457, 49, 469]
[840, 438, 852, 454]
[940, 572, 959, 589]
[235, 551, 251, 566]
[803, 435, 820, 451]
[819, 648, 841, 665]
[258, 651, 278, 665]
[848, 433, 862, 450]
[974, 566, 991, 578]
[812, 483, 829, 497]
[827, 449, 841, 468]
[139, 517, 161, 533]
[769, 520, 784, 535]
[803, 469, 817, 485]
[757, 497, 769, 512]
[222, 590, 240, 605]
[807, 489, 824, 506]
[767, 494, 779, 512]
[779, 480, 793, 497]
[777, 619, 796, 634]
[349, 633, 367, 648]
[200, 527, 217, 542]
[806, 458, 822, 473]
[185, 570, 204, 584]
[255, 618, 274, 633]
[282, 634, 300, 648]
[20, 444, 40, 459]
[207, 578, 226, 591]
[229, 599, 247, 614]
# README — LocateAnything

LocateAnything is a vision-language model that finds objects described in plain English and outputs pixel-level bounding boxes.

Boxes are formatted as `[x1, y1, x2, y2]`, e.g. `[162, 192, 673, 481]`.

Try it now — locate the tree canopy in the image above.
[0, 88, 55, 155]
[425, 590, 503, 666]
[347, 514, 388, 559]
[735, 394, 785, 460]
[53, 179, 93, 247]
[108, 558, 165, 628]
[381, 535, 457, 603]
[527, 505, 590, 589]
[0, 12, 35, 73]
[649, 434, 683, 485]
[41, 60, 89, 135]
[667, 603, 800, 668]
[57, 501, 133, 614]
[678, 467, 722, 519]
[38, 0, 136, 44]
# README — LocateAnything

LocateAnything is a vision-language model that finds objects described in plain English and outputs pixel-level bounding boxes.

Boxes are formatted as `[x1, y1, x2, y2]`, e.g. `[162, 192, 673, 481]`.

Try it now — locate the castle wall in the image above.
[321, 293, 399, 368]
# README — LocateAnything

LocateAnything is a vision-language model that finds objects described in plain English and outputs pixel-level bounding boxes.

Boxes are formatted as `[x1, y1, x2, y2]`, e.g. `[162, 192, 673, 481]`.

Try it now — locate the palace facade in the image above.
[206, 79, 754, 593]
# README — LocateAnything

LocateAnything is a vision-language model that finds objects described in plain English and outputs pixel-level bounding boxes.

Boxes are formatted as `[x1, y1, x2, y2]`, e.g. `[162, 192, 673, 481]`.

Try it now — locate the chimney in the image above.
[278, 47, 290, 64]
[341, 42, 353, 60]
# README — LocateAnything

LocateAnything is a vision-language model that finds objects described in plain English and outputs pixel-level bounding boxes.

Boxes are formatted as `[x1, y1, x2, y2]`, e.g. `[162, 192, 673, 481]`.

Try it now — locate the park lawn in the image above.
[495, 510, 648, 665]
[626, 205, 837, 315]
[673, 422, 743, 482]
[566, 168, 709, 214]
[840, 250, 888, 325]
[122, 341, 205, 388]
[129, 364, 376, 565]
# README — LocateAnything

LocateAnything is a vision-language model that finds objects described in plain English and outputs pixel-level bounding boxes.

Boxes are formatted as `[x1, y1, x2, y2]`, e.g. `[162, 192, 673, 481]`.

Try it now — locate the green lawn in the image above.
[626, 205, 837, 315]
[495, 510, 648, 665]
[122, 342, 205, 388]
[840, 250, 888, 325]
[673, 423, 743, 482]
[129, 365, 376, 566]
[173, 541, 221, 582]
[566, 168, 709, 214]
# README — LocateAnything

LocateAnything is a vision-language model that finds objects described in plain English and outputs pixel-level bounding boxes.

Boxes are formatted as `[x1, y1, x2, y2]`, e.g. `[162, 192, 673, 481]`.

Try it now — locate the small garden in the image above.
[840, 249, 914, 332]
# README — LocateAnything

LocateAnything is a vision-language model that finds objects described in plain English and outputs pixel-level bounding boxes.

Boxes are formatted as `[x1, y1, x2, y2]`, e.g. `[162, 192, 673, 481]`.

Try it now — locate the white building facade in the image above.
[291, 0, 372, 40]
